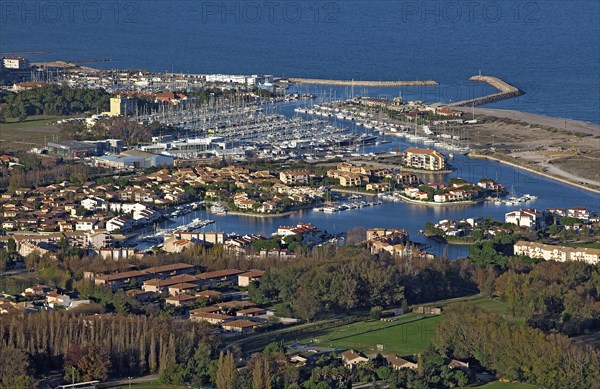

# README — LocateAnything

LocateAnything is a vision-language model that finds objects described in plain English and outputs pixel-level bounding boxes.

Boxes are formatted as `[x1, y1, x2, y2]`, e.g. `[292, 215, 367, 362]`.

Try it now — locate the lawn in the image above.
[332, 315, 443, 355]
[285, 296, 525, 357]
[0, 115, 63, 149]
[288, 313, 442, 356]
[474, 381, 537, 389]
[469, 296, 526, 325]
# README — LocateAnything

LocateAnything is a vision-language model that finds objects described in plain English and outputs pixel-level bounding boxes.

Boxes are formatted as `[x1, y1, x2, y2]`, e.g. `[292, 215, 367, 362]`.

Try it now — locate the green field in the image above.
[475, 381, 537, 389]
[285, 296, 521, 357]
[469, 296, 525, 325]
[0, 115, 63, 150]
[288, 313, 442, 356]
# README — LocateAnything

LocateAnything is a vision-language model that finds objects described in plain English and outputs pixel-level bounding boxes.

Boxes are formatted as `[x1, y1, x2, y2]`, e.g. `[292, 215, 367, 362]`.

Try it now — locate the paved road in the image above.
[97, 374, 158, 388]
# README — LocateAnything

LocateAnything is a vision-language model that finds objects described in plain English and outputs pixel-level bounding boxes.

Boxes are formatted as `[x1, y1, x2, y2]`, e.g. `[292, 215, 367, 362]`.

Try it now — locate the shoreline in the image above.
[455, 107, 600, 136]
[223, 204, 319, 218]
[425, 235, 475, 246]
[224, 210, 297, 218]
[468, 153, 600, 195]
[330, 188, 379, 197]
[396, 193, 483, 207]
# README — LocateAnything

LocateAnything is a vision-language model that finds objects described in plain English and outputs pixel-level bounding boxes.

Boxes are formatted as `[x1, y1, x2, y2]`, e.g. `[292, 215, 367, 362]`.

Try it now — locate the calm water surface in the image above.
[1, 0, 599, 123]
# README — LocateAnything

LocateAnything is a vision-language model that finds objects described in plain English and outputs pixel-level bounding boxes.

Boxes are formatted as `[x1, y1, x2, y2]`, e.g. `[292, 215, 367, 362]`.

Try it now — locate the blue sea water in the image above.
[1, 0, 599, 123]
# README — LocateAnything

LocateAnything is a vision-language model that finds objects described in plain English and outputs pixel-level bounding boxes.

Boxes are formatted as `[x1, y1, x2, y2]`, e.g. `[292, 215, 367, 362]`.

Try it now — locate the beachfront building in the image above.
[3, 57, 29, 70]
[514, 241, 599, 265]
[403, 148, 447, 171]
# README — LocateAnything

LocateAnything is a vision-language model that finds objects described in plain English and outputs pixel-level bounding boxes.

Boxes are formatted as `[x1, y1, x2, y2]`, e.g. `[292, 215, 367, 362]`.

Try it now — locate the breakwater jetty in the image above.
[449, 75, 524, 107]
[287, 78, 439, 87]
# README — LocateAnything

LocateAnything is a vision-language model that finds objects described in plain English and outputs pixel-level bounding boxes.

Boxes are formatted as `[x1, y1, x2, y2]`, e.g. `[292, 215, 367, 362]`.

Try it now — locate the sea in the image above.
[2, 0, 599, 258]
[1, 0, 599, 124]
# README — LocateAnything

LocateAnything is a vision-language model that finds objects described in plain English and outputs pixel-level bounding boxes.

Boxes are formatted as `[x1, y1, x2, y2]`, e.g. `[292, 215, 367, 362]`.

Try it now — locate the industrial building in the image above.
[95, 150, 174, 169]
[47, 141, 99, 159]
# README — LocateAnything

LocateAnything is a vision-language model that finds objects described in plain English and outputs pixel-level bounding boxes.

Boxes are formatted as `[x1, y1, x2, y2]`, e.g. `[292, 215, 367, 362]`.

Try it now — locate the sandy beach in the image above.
[456, 107, 599, 136]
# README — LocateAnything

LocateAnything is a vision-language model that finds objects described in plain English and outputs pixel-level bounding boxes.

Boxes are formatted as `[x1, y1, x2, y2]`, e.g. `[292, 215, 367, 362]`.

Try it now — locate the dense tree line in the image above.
[207, 343, 471, 389]
[468, 234, 600, 336]
[59, 116, 158, 145]
[248, 246, 476, 320]
[0, 312, 220, 384]
[0, 159, 101, 192]
[1, 85, 110, 120]
[435, 304, 600, 388]
[480, 260, 600, 336]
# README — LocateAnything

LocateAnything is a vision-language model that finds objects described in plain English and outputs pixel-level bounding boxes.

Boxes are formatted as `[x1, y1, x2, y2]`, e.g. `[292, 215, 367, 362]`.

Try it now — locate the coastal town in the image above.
[1, 53, 599, 389]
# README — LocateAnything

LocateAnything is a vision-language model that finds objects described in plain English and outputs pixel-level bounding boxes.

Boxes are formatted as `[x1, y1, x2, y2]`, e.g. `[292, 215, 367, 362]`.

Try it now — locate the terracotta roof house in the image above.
[386, 355, 419, 370]
[221, 319, 260, 333]
[341, 349, 369, 368]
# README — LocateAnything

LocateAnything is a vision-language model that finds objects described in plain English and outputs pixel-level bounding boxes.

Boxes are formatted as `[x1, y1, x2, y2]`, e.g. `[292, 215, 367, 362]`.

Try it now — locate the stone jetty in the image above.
[286, 78, 439, 87]
[449, 75, 524, 107]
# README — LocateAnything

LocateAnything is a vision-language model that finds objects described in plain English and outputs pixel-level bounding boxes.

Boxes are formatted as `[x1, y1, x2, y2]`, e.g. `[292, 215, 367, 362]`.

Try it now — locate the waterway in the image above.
[159, 92, 599, 259]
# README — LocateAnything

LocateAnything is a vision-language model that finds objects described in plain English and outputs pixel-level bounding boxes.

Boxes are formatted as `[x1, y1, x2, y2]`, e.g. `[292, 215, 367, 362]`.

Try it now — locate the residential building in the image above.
[403, 148, 447, 170]
[514, 241, 599, 265]
[46, 292, 71, 308]
[279, 170, 309, 185]
[386, 355, 419, 370]
[238, 270, 265, 286]
[190, 312, 235, 325]
[221, 319, 260, 333]
[165, 294, 198, 307]
[109, 96, 138, 116]
[505, 209, 545, 229]
[236, 307, 267, 317]
[341, 349, 369, 368]
[3, 57, 29, 69]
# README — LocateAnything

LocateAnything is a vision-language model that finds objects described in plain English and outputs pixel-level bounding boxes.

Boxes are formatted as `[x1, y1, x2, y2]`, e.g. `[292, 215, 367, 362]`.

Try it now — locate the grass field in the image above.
[469, 296, 525, 325]
[475, 381, 537, 389]
[0, 115, 63, 150]
[285, 296, 522, 357]
[288, 313, 442, 356]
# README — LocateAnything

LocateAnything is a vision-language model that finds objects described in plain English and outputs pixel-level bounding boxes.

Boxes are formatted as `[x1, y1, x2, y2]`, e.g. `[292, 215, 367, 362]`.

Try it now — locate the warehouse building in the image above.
[47, 141, 99, 159]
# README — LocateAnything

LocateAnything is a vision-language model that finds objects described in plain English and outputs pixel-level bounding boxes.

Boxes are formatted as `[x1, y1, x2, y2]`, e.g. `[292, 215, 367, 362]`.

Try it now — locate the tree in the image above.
[250, 353, 271, 389]
[184, 342, 213, 386]
[347, 226, 367, 244]
[215, 351, 236, 389]
[0, 348, 32, 388]
[74, 344, 112, 381]
[7, 238, 16, 253]
[370, 306, 383, 320]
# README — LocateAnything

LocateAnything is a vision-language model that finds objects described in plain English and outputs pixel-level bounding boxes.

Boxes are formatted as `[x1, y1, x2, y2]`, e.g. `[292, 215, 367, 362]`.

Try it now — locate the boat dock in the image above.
[449, 75, 524, 107]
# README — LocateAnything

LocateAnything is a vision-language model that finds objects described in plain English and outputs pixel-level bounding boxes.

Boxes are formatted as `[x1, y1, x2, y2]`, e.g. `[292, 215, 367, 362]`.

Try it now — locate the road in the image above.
[97, 374, 158, 388]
